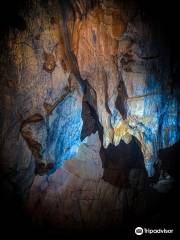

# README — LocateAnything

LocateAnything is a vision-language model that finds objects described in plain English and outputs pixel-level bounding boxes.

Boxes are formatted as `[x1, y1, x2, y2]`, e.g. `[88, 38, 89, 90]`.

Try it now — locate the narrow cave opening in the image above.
[80, 95, 147, 188]
[101, 136, 146, 187]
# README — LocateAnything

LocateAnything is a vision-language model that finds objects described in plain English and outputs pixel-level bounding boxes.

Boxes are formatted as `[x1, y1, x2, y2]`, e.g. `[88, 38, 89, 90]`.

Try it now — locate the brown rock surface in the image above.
[0, 0, 179, 232]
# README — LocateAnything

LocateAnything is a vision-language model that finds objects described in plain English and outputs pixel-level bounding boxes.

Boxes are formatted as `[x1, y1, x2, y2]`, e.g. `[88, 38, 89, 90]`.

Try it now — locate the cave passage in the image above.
[0, 0, 179, 236]
[102, 136, 146, 187]
[80, 94, 146, 188]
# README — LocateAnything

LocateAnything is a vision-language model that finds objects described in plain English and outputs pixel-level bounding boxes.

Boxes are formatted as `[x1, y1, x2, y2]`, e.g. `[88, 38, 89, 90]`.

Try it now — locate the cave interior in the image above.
[0, 0, 180, 238]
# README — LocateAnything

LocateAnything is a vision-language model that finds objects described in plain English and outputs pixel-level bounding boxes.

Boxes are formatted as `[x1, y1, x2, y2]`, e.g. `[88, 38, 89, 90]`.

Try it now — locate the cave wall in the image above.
[0, 0, 179, 231]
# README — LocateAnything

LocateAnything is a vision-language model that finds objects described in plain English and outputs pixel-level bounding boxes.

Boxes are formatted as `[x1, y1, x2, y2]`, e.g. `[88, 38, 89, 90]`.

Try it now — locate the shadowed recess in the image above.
[102, 136, 146, 187]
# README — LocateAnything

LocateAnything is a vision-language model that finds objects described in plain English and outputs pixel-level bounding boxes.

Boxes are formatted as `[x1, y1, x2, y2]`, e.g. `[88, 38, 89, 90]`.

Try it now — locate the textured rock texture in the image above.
[0, 0, 179, 232]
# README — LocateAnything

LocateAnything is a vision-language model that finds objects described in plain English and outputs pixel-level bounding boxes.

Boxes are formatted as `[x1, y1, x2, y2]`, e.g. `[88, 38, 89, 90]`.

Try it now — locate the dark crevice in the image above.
[83, 79, 97, 112]
[158, 140, 180, 182]
[112, 55, 128, 120]
[81, 92, 103, 142]
[80, 97, 98, 141]
[115, 74, 128, 120]
[104, 72, 111, 115]
[102, 136, 146, 188]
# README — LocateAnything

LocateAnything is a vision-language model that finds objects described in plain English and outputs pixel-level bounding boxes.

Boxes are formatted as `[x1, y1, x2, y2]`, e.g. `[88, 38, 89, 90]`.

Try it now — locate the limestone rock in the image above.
[0, 0, 179, 232]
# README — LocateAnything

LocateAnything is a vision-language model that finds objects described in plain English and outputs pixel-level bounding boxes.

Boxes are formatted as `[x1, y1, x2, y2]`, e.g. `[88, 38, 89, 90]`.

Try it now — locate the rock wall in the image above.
[0, 0, 179, 231]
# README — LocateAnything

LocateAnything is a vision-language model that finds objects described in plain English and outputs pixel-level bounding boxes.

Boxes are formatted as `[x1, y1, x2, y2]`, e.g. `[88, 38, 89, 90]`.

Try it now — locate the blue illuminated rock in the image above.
[47, 91, 84, 171]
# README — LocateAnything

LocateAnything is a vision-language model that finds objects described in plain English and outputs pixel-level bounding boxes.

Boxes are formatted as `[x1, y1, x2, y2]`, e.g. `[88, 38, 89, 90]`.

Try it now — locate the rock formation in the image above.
[0, 0, 179, 234]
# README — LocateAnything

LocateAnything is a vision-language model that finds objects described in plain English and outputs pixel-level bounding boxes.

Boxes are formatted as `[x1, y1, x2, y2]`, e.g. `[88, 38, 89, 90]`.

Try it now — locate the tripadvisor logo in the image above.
[135, 227, 143, 235]
[135, 227, 174, 235]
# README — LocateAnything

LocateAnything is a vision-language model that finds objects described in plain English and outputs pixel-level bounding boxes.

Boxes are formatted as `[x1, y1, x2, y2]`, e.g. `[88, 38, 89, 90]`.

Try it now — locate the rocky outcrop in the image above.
[0, 0, 179, 232]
